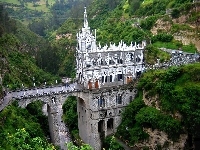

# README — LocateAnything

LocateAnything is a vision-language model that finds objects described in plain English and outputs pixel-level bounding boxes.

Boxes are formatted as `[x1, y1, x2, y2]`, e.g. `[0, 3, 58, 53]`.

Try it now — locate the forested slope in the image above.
[0, 5, 60, 95]
[88, 0, 199, 52]
[117, 63, 200, 149]
[0, 101, 56, 149]
[0, 5, 57, 145]
[0, 6, 60, 150]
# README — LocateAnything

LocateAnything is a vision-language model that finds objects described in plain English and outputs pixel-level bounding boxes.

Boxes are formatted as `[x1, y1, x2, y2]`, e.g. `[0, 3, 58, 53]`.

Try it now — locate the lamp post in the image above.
[33, 77, 35, 88]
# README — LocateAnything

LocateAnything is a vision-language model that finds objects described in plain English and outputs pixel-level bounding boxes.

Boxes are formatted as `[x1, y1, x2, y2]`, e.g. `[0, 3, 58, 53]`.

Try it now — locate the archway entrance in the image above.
[98, 120, 104, 132]
[107, 118, 114, 135]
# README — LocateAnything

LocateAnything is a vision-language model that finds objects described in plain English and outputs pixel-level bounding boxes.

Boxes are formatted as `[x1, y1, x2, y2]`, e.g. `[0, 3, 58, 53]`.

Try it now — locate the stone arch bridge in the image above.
[0, 83, 82, 150]
[0, 82, 137, 150]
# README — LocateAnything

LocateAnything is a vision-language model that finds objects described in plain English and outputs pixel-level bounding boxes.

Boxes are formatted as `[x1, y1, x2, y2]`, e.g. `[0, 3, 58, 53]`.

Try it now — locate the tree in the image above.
[171, 8, 180, 18]
[46, 0, 49, 7]
[128, 0, 141, 14]
[67, 142, 93, 150]
[6, 128, 56, 150]
[62, 96, 78, 131]
[103, 136, 124, 150]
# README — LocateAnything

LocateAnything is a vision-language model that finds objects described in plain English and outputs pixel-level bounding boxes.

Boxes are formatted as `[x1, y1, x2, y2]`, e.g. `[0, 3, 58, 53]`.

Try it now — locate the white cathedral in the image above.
[76, 7, 146, 90]
[75, 7, 146, 150]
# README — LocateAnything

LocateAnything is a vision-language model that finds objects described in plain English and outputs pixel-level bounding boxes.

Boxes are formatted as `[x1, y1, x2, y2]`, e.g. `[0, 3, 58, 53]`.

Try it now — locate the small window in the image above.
[101, 60, 104, 65]
[116, 94, 122, 104]
[98, 96, 105, 107]
[102, 76, 104, 83]
[118, 74, 123, 81]
[110, 75, 112, 82]
[119, 110, 121, 114]
[105, 76, 108, 82]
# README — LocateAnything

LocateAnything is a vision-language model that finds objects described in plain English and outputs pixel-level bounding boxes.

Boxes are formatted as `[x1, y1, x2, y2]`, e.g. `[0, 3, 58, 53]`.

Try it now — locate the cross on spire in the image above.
[84, 7, 88, 28]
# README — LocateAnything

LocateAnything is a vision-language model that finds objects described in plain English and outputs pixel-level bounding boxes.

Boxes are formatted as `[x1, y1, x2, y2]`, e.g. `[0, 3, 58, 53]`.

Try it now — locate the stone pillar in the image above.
[104, 118, 108, 137]
[47, 104, 55, 143]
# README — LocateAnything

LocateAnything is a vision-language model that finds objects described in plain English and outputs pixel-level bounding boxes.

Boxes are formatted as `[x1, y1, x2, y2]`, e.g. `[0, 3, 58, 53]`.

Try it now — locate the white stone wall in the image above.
[76, 8, 146, 89]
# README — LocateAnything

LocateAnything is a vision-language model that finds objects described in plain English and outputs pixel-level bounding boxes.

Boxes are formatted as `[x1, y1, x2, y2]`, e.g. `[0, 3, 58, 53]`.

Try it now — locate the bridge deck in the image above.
[0, 83, 81, 111]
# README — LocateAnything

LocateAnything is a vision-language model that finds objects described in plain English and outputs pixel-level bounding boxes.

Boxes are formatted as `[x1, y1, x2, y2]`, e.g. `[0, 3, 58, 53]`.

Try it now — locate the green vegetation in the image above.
[135, 107, 181, 139]
[117, 63, 200, 148]
[3, 0, 93, 37]
[151, 32, 173, 43]
[62, 96, 78, 138]
[153, 41, 197, 53]
[5, 128, 56, 150]
[102, 136, 124, 150]
[152, 41, 182, 50]
[88, 0, 198, 54]
[0, 102, 54, 149]
[0, 0, 21, 5]
[0, 6, 60, 91]
[50, 18, 78, 77]
[117, 92, 148, 145]
[1, 35, 59, 89]
[134, 0, 168, 16]
[67, 142, 93, 150]
[182, 44, 198, 53]
[145, 45, 170, 64]
[26, 101, 50, 136]
[140, 15, 159, 31]
[97, 21, 147, 45]
[171, 24, 193, 33]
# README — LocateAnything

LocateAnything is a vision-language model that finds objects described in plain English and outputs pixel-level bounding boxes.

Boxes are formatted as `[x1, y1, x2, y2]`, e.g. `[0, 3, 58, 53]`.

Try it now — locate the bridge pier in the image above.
[15, 92, 72, 150]
[47, 104, 56, 144]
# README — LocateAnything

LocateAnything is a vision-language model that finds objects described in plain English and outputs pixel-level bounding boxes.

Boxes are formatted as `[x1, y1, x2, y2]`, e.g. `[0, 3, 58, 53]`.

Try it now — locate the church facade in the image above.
[75, 7, 146, 149]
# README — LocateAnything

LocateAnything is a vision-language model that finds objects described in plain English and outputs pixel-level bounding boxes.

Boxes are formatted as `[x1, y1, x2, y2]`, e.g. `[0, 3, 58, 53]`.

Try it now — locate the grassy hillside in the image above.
[87, 0, 199, 52]
[0, 5, 60, 96]
[2, 0, 93, 37]
[0, 0, 55, 12]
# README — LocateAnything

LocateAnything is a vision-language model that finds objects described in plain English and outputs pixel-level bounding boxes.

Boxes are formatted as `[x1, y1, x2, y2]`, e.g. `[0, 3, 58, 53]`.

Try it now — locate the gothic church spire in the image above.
[84, 7, 88, 28]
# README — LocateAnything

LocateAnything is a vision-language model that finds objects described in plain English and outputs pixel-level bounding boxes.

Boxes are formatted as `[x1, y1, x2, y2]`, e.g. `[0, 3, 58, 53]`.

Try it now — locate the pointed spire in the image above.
[84, 7, 88, 28]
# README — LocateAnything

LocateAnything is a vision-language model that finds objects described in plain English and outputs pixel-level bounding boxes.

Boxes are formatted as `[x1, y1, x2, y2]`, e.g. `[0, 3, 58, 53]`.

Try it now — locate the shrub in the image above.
[152, 33, 173, 43]
[140, 16, 158, 30]
[171, 8, 180, 18]
[102, 136, 124, 150]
